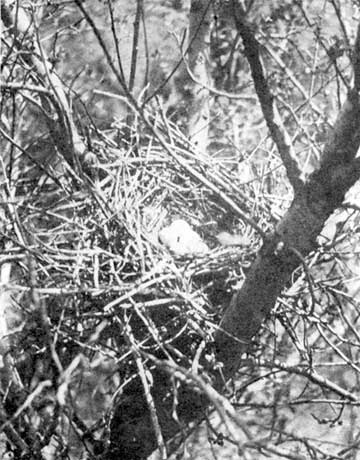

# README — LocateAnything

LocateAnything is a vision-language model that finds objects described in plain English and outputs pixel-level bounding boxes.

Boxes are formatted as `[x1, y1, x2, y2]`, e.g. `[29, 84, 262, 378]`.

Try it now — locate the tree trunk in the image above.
[106, 15, 360, 460]
[175, 0, 212, 150]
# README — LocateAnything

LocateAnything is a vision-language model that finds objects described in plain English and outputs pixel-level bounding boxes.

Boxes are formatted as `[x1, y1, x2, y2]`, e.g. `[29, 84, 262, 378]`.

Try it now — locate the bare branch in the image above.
[0, 0, 85, 163]
[125, 325, 168, 460]
[353, 23, 360, 92]
[231, 1, 303, 193]
[262, 360, 358, 402]
[0, 82, 51, 94]
[177, 41, 256, 101]
[261, 40, 326, 120]
[106, 0, 126, 87]
[215, 12, 360, 380]
[128, 0, 143, 93]
[144, 119, 267, 239]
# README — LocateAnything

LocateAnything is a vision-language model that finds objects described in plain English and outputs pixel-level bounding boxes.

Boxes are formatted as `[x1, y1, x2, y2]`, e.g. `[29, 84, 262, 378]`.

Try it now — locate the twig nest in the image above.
[158, 219, 209, 256]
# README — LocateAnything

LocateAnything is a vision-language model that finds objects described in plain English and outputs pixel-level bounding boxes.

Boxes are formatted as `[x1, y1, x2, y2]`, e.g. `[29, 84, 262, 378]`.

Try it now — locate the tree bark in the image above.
[106, 15, 360, 460]
[175, 0, 212, 150]
[214, 6, 360, 381]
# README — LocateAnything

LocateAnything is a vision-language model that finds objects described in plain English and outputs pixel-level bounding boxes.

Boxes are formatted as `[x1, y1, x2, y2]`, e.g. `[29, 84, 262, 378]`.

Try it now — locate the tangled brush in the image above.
[0, 107, 260, 451]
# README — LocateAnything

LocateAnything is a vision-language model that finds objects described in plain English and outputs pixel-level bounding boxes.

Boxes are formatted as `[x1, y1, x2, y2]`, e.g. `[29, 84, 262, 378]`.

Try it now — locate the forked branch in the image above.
[215, 15, 360, 381]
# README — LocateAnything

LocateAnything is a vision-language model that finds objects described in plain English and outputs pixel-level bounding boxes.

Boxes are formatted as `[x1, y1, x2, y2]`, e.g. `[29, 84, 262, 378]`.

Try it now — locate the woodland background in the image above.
[1, 0, 360, 459]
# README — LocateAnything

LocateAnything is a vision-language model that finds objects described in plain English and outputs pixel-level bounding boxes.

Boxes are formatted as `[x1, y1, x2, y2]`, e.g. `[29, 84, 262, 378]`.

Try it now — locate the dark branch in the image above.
[231, 1, 303, 193]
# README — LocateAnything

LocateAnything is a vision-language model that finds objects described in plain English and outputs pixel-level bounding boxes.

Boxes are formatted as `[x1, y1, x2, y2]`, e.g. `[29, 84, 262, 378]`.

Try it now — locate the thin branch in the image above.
[176, 36, 256, 101]
[0, 381, 52, 433]
[232, 1, 303, 193]
[330, 0, 351, 52]
[123, 323, 168, 460]
[0, 126, 69, 191]
[1, 0, 85, 162]
[147, 120, 267, 239]
[141, 5, 150, 91]
[264, 359, 358, 402]
[90, 88, 267, 238]
[128, 0, 143, 93]
[106, 0, 127, 88]
[0, 405, 31, 457]
[146, 354, 252, 447]
[261, 39, 325, 119]
[73, 0, 131, 98]
[296, 1, 350, 91]
[1, 81, 51, 94]
[143, 0, 213, 105]
[215, 13, 360, 382]
[353, 22, 360, 92]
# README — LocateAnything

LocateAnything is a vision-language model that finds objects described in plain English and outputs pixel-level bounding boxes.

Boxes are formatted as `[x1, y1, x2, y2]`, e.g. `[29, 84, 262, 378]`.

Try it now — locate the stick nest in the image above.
[1, 110, 260, 417]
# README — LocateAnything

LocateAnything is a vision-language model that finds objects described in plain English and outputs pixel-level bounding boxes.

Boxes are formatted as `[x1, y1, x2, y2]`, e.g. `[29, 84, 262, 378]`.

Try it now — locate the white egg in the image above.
[159, 219, 209, 256]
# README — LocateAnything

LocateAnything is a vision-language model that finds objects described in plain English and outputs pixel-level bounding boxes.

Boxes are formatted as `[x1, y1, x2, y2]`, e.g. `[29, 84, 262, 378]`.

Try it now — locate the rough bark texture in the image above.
[215, 167, 360, 379]
[3, 2, 360, 459]
[106, 156, 360, 459]
[214, 10, 360, 380]
[106, 20, 360, 460]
